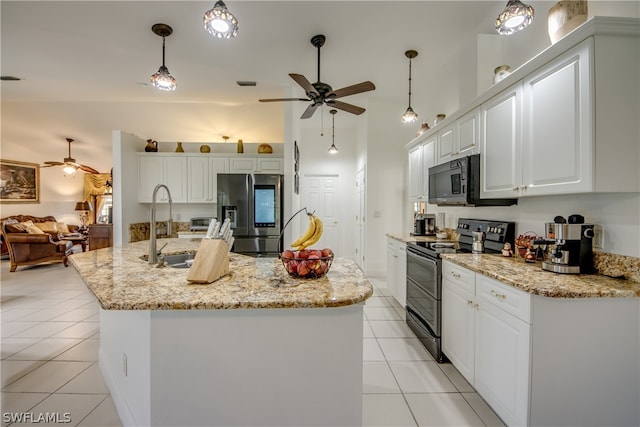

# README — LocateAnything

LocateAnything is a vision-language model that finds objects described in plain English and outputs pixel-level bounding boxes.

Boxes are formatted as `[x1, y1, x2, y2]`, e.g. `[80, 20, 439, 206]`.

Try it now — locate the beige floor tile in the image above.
[53, 339, 99, 362]
[1, 337, 42, 360]
[439, 363, 475, 393]
[3, 361, 92, 393]
[362, 394, 417, 427]
[7, 338, 83, 361]
[58, 363, 108, 394]
[1, 360, 46, 388]
[363, 361, 401, 394]
[9, 322, 76, 339]
[389, 361, 457, 393]
[10, 393, 106, 426]
[405, 393, 485, 427]
[1, 392, 50, 426]
[370, 320, 416, 338]
[77, 396, 123, 427]
[363, 338, 386, 361]
[378, 338, 433, 361]
[52, 322, 99, 339]
[462, 392, 506, 427]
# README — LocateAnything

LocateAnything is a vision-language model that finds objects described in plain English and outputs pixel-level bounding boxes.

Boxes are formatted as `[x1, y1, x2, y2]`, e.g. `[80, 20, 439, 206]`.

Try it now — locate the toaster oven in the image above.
[190, 217, 215, 231]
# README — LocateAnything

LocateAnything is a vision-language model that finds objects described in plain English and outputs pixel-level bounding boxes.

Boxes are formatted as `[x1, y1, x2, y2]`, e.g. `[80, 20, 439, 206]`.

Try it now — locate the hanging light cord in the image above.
[407, 56, 413, 109]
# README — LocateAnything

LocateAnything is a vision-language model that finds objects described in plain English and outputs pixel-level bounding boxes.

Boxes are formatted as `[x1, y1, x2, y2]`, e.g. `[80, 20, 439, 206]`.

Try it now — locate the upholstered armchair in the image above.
[0, 215, 74, 272]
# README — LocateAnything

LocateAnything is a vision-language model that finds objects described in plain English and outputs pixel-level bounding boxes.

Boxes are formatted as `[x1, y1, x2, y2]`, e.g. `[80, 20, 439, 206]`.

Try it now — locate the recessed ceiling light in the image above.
[236, 81, 256, 86]
[1, 76, 21, 81]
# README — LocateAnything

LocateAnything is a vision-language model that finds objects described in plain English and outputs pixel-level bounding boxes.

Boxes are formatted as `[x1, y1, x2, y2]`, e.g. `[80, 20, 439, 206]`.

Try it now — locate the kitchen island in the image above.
[70, 239, 373, 427]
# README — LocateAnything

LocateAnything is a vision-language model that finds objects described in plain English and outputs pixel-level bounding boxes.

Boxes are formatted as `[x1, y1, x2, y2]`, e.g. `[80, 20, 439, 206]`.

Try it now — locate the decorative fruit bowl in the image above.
[281, 249, 334, 279]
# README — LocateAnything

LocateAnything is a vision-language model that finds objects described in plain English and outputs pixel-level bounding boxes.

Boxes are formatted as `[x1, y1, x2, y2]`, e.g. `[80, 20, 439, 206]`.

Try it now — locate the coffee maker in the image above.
[542, 215, 595, 274]
[413, 213, 436, 236]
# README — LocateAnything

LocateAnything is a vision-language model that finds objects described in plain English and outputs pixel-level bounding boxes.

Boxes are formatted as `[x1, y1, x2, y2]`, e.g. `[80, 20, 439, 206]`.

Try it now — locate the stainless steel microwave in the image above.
[427, 154, 517, 207]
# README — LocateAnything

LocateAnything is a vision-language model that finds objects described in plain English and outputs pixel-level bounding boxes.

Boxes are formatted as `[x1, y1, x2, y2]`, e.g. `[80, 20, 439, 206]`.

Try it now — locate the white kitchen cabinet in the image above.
[421, 138, 436, 198]
[138, 154, 187, 203]
[407, 144, 423, 201]
[442, 261, 531, 427]
[187, 157, 229, 203]
[521, 39, 592, 196]
[442, 262, 476, 384]
[474, 275, 531, 427]
[435, 124, 455, 163]
[228, 156, 284, 174]
[480, 84, 522, 199]
[436, 110, 479, 164]
[386, 237, 407, 307]
[256, 157, 283, 173]
[229, 157, 256, 173]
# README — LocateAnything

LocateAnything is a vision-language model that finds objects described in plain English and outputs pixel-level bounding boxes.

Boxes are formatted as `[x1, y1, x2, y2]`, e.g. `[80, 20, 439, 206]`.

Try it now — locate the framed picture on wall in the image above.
[0, 159, 40, 203]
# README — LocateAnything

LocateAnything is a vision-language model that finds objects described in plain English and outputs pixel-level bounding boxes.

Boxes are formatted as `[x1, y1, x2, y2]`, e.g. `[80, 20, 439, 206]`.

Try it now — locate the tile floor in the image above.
[1, 260, 504, 427]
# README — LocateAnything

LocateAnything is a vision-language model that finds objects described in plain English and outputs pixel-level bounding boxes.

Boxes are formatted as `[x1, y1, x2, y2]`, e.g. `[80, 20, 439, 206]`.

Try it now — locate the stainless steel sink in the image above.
[163, 253, 195, 269]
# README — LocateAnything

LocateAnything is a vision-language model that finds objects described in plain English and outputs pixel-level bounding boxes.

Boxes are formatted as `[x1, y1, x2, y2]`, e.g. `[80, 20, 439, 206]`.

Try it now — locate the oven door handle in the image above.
[407, 247, 438, 266]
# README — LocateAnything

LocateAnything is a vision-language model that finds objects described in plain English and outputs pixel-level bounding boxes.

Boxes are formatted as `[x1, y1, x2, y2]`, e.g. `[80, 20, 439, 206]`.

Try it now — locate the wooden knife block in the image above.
[186, 239, 229, 284]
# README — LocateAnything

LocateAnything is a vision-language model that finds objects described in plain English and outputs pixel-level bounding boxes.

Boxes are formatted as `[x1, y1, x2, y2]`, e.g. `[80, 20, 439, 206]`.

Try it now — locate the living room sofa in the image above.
[0, 215, 75, 272]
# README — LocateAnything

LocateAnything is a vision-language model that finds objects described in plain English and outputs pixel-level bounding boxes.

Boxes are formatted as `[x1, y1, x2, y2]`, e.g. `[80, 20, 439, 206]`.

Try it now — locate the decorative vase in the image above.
[200, 145, 211, 153]
[258, 143, 273, 154]
[493, 65, 512, 84]
[237, 139, 244, 154]
[433, 114, 446, 126]
[548, 0, 588, 44]
[175, 142, 184, 153]
[145, 139, 158, 152]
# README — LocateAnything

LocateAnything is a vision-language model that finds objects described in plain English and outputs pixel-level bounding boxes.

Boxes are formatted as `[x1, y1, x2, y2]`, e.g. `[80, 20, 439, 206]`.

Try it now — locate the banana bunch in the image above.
[291, 213, 323, 250]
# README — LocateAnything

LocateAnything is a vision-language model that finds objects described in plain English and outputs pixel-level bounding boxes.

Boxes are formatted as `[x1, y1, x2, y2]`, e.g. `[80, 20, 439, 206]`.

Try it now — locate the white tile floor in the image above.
[1, 260, 504, 427]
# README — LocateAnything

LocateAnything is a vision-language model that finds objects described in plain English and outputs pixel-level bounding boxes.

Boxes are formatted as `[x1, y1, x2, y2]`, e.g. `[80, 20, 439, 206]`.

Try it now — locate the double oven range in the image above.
[405, 218, 515, 362]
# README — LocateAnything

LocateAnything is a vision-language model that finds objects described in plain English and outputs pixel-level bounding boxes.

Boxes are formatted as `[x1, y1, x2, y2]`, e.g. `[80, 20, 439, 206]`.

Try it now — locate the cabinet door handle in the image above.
[450, 272, 461, 279]
[473, 303, 480, 309]
[513, 187, 519, 191]
[491, 289, 506, 300]
[467, 300, 474, 305]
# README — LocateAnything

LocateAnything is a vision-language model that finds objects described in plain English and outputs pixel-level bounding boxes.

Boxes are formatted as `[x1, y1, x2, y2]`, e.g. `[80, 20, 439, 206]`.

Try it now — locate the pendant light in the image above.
[204, 0, 239, 39]
[496, 1, 534, 35]
[401, 50, 419, 124]
[328, 109, 339, 154]
[150, 24, 177, 91]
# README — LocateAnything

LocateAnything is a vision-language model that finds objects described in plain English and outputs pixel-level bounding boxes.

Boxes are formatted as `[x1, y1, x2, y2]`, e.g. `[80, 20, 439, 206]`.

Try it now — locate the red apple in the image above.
[308, 249, 322, 258]
[282, 250, 295, 259]
[286, 260, 298, 274]
[297, 261, 311, 276]
[296, 249, 309, 259]
[321, 248, 334, 258]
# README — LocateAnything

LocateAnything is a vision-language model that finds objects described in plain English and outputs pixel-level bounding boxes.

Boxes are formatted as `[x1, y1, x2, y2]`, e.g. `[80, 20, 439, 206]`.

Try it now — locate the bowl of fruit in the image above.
[281, 248, 334, 279]
[280, 210, 333, 278]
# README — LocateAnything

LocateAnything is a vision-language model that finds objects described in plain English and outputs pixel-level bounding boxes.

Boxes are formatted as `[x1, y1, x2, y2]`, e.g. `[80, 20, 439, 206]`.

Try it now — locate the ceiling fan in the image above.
[41, 138, 99, 174]
[259, 34, 376, 119]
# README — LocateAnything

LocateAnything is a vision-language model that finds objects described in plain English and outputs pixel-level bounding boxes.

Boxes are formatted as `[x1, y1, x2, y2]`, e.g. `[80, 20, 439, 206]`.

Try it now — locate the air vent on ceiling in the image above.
[236, 81, 256, 86]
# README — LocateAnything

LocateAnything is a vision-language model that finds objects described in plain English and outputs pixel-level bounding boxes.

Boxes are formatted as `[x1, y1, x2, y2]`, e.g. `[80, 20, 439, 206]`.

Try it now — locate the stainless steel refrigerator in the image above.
[217, 174, 283, 256]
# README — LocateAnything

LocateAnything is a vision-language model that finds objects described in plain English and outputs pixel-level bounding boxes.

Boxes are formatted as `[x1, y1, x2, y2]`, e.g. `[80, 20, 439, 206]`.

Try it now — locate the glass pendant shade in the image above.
[496, 0, 534, 35]
[328, 143, 339, 154]
[150, 65, 177, 91]
[402, 50, 419, 124]
[204, 0, 239, 39]
[402, 107, 418, 124]
[63, 164, 77, 175]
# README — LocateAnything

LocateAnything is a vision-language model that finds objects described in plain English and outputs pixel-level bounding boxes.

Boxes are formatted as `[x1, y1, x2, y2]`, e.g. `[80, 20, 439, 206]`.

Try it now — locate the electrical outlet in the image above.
[122, 353, 128, 376]
[593, 226, 604, 249]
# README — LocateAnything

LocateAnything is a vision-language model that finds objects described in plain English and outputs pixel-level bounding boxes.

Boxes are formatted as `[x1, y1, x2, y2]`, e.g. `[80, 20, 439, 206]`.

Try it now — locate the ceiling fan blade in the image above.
[79, 164, 99, 174]
[43, 161, 64, 166]
[289, 74, 319, 97]
[328, 81, 376, 99]
[259, 98, 310, 103]
[301, 103, 320, 119]
[326, 100, 366, 115]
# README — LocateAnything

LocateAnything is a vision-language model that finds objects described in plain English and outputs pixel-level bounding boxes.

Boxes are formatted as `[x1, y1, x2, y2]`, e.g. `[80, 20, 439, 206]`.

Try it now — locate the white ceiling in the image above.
[3, 1, 635, 173]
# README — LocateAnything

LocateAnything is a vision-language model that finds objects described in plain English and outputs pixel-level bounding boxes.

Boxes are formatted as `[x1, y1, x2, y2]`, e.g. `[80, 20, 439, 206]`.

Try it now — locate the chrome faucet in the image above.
[149, 184, 173, 265]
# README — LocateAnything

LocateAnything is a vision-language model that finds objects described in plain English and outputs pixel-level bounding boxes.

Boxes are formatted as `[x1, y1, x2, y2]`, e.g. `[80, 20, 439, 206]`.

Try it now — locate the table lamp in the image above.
[75, 200, 93, 232]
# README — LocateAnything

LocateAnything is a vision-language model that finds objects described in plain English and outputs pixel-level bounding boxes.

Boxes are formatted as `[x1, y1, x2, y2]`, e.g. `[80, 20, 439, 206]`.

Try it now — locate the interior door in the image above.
[301, 174, 340, 256]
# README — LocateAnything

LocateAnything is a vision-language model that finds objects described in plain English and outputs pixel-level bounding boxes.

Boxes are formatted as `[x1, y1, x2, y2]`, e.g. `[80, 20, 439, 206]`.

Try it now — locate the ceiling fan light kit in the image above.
[401, 50, 419, 124]
[150, 23, 177, 91]
[496, 0, 535, 35]
[42, 138, 99, 174]
[204, 0, 239, 39]
[259, 34, 375, 119]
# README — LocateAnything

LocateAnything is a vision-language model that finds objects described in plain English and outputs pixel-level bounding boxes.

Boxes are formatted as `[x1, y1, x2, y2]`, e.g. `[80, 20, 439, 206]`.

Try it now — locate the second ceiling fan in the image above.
[259, 34, 375, 119]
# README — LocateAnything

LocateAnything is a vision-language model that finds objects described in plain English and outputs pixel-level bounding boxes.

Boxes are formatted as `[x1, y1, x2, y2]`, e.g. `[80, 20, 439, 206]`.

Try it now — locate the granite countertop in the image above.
[69, 238, 373, 310]
[441, 253, 640, 298]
